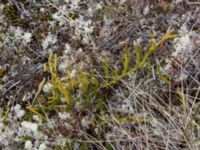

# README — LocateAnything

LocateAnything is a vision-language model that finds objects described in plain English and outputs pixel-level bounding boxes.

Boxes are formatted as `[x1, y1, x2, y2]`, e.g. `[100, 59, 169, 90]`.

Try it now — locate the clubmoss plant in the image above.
[28, 31, 177, 121]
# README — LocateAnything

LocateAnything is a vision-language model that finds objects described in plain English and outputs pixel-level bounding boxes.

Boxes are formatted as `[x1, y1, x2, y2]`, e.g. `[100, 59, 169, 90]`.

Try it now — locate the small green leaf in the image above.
[102, 58, 110, 83]
[134, 44, 142, 64]
[122, 44, 131, 75]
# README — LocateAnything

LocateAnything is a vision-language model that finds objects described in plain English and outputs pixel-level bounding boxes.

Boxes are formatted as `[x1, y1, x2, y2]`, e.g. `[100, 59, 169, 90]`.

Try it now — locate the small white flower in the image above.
[39, 143, 47, 150]
[25, 140, 33, 150]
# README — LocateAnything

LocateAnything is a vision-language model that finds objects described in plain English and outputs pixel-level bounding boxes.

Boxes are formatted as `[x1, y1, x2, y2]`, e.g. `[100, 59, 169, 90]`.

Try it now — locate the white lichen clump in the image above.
[43, 82, 53, 93]
[177, 72, 188, 81]
[39, 143, 47, 150]
[58, 112, 71, 120]
[116, 102, 134, 114]
[52, 5, 68, 26]
[51, 0, 96, 44]
[70, 69, 76, 78]
[24, 140, 33, 150]
[81, 117, 90, 129]
[42, 33, 57, 50]
[58, 59, 71, 71]
[12, 27, 32, 44]
[64, 43, 71, 54]
[172, 24, 193, 62]
[71, 17, 94, 44]
[23, 32, 32, 43]
[22, 91, 35, 101]
[33, 115, 41, 122]
[143, 5, 150, 15]
[164, 24, 194, 81]
[13, 104, 25, 119]
[21, 121, 38, 133]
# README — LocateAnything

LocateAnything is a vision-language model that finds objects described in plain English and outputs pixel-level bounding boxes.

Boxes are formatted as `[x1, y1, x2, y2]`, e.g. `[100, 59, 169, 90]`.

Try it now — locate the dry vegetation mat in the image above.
[0, 0, 200, 150]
